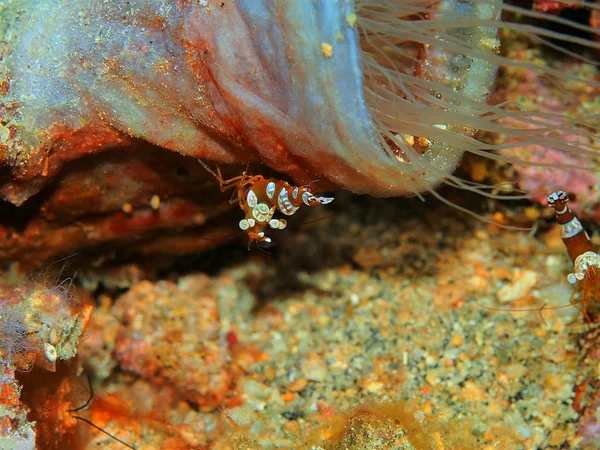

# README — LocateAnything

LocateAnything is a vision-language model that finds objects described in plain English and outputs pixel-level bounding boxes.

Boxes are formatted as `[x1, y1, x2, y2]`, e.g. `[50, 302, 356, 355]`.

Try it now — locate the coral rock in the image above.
[0, 276, 92, 372]
[114, 280, 235, 409]
[0, 362, 36, 450]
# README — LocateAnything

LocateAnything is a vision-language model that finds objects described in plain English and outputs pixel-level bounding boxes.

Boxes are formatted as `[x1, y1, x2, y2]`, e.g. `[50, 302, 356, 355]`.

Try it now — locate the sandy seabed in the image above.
[68, 194, 599, 450]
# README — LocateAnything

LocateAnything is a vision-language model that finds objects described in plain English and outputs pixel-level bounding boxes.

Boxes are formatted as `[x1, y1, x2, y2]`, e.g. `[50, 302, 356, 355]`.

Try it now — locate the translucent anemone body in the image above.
[0, 0, 598, 203]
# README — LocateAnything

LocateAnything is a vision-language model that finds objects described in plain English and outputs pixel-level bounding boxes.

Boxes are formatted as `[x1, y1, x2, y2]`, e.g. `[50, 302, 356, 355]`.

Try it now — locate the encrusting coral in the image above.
[301, 401, 483, 449]
[0, 271, 92, 450]
[0, 273, 92, 372]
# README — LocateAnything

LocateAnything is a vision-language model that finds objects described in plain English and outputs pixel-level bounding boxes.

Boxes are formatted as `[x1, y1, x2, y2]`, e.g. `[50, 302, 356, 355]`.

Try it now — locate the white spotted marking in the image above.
[302, 191, 334, 206]
[292, 187, 299, 199]
[247, 218, 256, 227]
[252, 203, 272, 222]
[266, 182, 276, 199]
[547, 191, 568, 205]
[239, 219, 250, 231]
[247, 189, 258, 208]
[302, 191, 313, 206]
[278, 189, 300, 216]
[268, 218, 287, 230]
[316, 196, 334, 205]
[560, 217, 583, 239]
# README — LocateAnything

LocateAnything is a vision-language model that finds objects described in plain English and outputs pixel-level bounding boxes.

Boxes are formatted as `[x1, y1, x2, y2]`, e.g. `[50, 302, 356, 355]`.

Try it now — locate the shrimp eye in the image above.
[257, 236, 275, 252]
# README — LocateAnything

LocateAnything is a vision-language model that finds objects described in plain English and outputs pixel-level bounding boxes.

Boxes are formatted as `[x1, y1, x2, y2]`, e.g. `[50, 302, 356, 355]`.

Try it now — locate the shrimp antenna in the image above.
[67, 374, 138, 450]
[197, 158, 220, 181]
[38, 252, 79, 273]
[68, 373, 94, 413]
[41, 371, 93, 414]
[71, 415, 138, 450]
[475, 292, 589, 326]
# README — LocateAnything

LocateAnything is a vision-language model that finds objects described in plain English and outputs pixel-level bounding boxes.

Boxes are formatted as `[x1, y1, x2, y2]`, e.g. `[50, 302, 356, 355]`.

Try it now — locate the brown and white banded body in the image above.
[198, 160, 333, 247]
[238, 176, 333, 246]
[547, 191, 600, 284]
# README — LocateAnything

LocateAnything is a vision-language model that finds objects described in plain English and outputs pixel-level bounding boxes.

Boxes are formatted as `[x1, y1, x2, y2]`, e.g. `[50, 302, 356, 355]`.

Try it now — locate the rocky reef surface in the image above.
[1, 194, 600, 449]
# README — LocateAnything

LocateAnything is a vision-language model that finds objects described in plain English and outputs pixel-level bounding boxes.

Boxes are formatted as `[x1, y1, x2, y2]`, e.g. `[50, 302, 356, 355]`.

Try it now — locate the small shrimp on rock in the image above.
[238, 176, 333, 247]
[198, 160, 333, 248]
[548, 190, 600, 321]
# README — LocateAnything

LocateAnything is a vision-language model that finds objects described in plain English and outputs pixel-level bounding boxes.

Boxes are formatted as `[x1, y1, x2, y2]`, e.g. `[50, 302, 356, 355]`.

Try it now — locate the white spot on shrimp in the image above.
[266, 182, 276, 199]
[252, 203, 272, 222]
[247, 190, 258, 208]
[316, 196, 334, 205]
[302, 191, 313, 206]
[278, 188, 299, 216]
[303, 190, 334, 205]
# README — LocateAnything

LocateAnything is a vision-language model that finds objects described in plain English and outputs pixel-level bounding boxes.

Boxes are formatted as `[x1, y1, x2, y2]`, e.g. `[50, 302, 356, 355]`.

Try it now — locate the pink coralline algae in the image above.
[578, 386, 600, 447]
[492, 32, 600, 220]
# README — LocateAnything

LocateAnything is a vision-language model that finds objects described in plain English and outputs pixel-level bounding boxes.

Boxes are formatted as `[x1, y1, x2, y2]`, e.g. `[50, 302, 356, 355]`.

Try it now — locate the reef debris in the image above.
[0, 273, 92, 371]
[0, 270, 93, 450]
[113, 279, 240, 410]
[0, 147, 239, 268]
[0, 361, 36, 450]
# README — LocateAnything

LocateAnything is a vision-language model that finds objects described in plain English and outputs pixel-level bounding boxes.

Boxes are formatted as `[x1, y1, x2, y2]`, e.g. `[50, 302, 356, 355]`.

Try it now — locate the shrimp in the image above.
[547, 191, 600, 322]
[478, 191, 600, 324]
[199, 161, 333, 248]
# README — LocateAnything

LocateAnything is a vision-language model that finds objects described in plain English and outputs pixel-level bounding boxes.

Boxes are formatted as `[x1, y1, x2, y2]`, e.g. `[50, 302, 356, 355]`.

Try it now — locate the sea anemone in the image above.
[0, 0, 597, 246]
